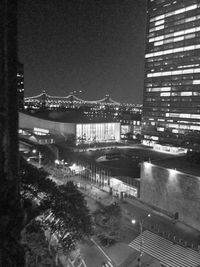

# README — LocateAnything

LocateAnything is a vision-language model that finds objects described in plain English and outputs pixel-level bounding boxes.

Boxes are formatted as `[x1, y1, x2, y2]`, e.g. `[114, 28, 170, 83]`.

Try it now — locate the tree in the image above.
[136, 133, 142, 142]
[19, 157, 57, 223]
[43, 182, 92, 249]
[22, 220, 56, 267]
[19, 158, 92, 262]
[124, 132, 133, 140]
[93, 204, 121, 246]
[66, 134, 76, 147]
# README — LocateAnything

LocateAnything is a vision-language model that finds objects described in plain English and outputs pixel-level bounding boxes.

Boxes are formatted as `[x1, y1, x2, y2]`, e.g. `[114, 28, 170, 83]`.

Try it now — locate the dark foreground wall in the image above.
[0, 1, 25, 265]
[140, 162, 200, 231]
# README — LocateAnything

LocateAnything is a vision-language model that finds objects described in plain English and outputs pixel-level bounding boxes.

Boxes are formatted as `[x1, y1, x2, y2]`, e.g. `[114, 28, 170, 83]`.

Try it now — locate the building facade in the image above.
[19, 112, 121, 144]
[142, 0, 200, 150]
[140, 160, 200, 231]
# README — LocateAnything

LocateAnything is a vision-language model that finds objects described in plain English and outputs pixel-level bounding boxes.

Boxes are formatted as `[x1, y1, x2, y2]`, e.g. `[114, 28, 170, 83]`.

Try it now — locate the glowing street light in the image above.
[131, 213, 151, 266]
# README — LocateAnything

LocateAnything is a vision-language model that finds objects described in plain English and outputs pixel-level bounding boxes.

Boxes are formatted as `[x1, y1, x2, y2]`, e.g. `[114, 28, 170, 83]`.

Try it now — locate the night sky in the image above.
[18, 0, 147, 104]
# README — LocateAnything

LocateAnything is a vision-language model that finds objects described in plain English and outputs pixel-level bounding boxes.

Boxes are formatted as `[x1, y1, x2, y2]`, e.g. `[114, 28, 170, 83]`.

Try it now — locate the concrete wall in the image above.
[19, 112, 76, 138]
[140, 162, 200, 231]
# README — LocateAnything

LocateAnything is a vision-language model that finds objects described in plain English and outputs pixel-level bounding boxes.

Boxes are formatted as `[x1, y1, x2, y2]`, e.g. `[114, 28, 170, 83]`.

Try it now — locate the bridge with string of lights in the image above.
[24, 90, 142, 112]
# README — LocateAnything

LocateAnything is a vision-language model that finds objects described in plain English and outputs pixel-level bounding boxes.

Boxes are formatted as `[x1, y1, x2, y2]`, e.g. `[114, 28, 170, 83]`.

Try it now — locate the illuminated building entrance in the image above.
[76, 122, 120, 143]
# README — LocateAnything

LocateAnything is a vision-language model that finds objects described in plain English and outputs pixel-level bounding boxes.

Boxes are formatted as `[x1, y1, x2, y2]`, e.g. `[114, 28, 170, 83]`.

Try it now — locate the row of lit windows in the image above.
[146, 81, 200, 86]
[150, 4, 198, 22]
[149, 17, 200, 34]
[146, 87, 171, 92]
[145, 118, 200, 125]
[149, 24, 165, 32]
[144, 97, 200, 103]
[147, 68, 200, 77]
[146, 52, 200, 63]
[145, 44, 200, 58]
[150, 40, 200, 55]
[153, 33, 196, 46]
[146, 77, 200, 83]
[145, 122, 200, 132]
[159, 92, 200, 97]
[167, 123, 200, 130]
[146, 85, 200, 92]
[178, 63, 199, 69]
[150, 14, 200, 30]
[148, 60, 200, 68]
[166, 113, 200, 119]
[149, 26, 200, 42]
[150, 0, 177, 5]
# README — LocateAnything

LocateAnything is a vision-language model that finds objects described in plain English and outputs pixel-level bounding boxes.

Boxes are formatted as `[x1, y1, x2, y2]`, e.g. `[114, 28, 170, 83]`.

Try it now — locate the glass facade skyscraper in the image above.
[142, 0, 200, 150]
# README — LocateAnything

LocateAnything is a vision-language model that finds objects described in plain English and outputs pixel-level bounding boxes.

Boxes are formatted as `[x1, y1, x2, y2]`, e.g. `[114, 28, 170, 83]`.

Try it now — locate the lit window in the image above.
[149, 35, 164, 42]
[160, 93, 170, 97]
[157, 127, 164, 132]
[155, 19, 165, 26]
[180, 92, 192, 96]
[154, 40, 164, 46]
[151, 136, 159, 141]
[185, 4, 197, 11]
[193, 80, 200, 84]
[150, 14, 164, 22]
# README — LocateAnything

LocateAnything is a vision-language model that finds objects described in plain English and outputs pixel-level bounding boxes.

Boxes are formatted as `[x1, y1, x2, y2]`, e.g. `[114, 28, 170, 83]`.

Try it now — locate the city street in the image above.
[41, 162, 200, 267]
[26, 156, 200, 267]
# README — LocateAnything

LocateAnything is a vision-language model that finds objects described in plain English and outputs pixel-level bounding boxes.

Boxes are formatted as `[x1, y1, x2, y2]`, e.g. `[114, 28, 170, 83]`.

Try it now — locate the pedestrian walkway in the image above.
[129, 230, 200, 267]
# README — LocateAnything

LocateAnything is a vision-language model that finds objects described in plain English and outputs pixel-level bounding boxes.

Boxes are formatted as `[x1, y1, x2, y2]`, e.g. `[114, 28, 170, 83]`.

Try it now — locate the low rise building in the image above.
[19, 111, 121, 144]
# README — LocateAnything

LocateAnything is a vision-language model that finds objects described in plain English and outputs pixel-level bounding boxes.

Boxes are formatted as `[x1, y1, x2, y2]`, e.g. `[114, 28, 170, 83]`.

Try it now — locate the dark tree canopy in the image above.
[93, 203, 121, 246]
[19, 158, 92, 254]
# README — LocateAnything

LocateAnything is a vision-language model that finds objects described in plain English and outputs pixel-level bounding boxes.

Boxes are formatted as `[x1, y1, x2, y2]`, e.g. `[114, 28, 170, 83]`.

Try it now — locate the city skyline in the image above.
[18, 0, 147, 104]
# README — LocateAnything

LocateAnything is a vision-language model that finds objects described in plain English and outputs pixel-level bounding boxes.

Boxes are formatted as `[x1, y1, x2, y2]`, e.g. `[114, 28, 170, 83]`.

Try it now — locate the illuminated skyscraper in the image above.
[142, 0, 200, 150]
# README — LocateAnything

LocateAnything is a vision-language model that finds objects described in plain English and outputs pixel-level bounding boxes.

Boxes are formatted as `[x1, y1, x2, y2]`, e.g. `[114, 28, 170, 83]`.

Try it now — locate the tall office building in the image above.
[142, 0, 200, 150]
[17, 61, 24, 109]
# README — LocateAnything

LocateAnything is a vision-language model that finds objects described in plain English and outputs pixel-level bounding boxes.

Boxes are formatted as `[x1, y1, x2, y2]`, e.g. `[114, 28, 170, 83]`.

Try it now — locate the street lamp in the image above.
[131, 213, 151, 266]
